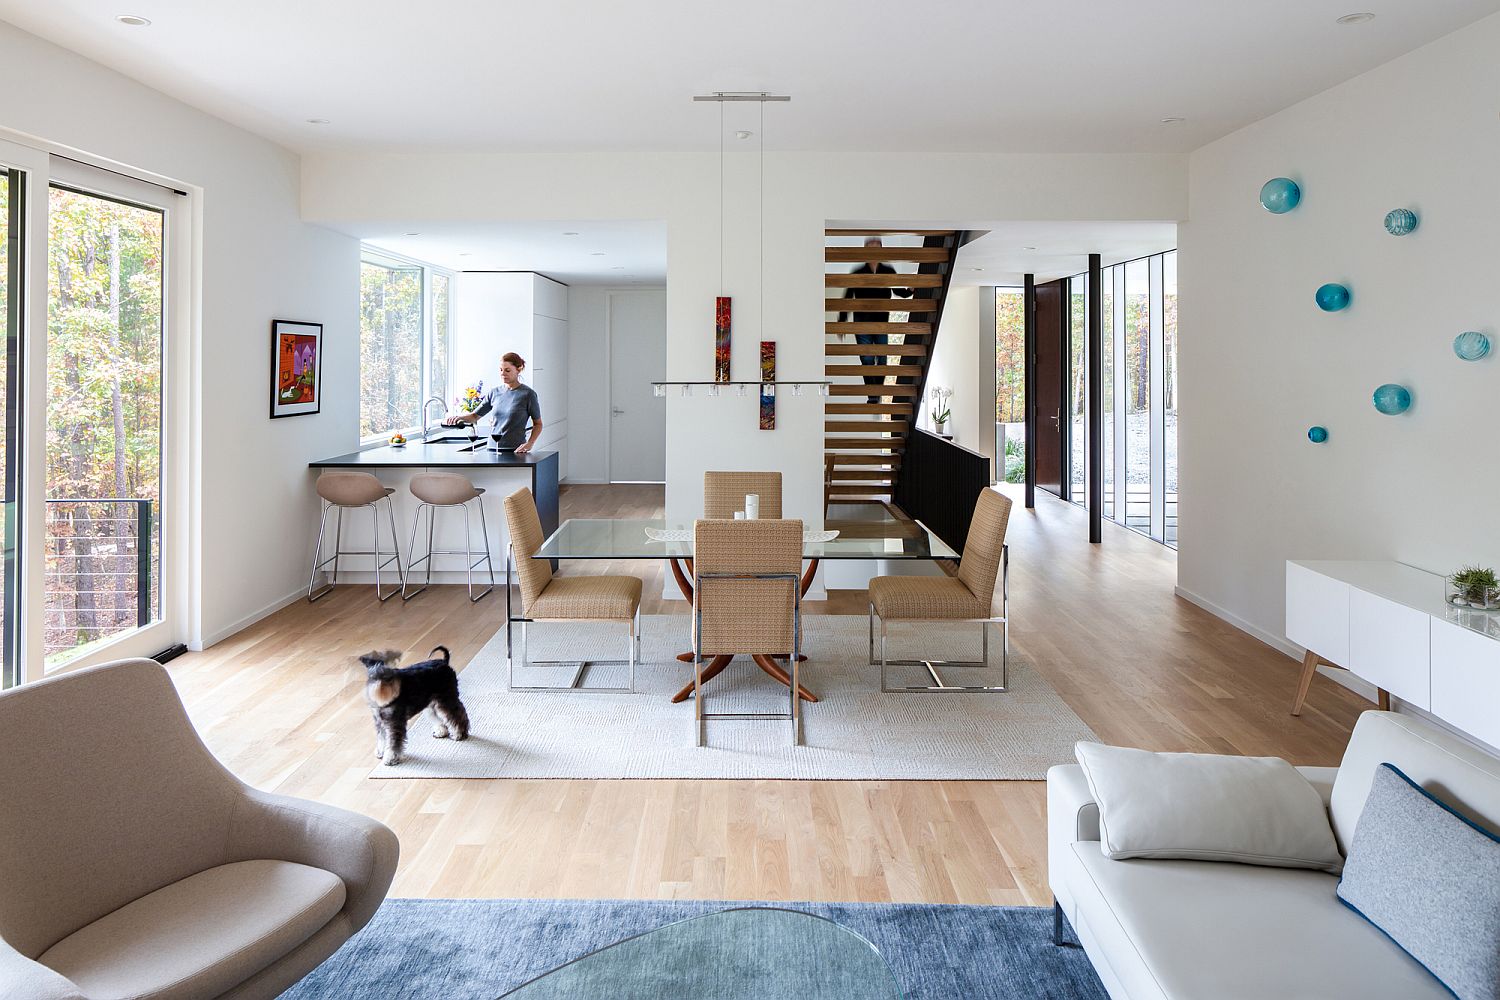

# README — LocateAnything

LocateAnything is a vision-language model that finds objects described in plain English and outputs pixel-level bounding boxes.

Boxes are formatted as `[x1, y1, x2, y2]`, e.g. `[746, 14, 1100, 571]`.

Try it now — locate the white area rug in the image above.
[368, 615, 1095, 781]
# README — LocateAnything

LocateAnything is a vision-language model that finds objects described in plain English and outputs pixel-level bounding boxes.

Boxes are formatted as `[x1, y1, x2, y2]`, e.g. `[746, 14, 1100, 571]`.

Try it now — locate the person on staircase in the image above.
[839, 237, 913, 404]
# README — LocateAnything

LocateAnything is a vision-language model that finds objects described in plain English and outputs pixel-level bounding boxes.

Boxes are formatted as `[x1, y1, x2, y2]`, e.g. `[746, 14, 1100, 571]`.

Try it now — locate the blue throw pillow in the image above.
[1337, 762, 1500, 1000]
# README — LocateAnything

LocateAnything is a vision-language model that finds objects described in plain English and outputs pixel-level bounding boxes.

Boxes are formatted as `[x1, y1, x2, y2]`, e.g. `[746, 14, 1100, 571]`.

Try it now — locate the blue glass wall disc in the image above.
[1315, 283, 1350, 311]
[1454, 331, 1490, 361]
[1372, 384, 1411, 415]
[1307, 426, 1328, 443]
[1260, 177, 1301, 214]
[1383, 209, 1418, 236]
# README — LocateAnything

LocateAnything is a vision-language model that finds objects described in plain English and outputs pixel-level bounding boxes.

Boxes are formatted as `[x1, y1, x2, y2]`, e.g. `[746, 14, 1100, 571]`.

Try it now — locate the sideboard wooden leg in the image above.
[1291, 649, 1321, 716]
[1377, 688, 1391, 712]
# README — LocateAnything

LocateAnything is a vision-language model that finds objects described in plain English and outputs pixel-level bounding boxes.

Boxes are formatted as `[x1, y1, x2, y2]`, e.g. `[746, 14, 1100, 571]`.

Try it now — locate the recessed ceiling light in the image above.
[590, 251, 606, 256]
[304, 118, 330, 125]
[1160, 116, 1186, 125]
[115, 14, 151, 26]
[611, 265, 626, 269]
[457, 252, 472, 257]
[735, 130, 754, 140]
[403, 232, 421, 237]
[970, 267, 984, 272]
[1021, 246, 1038, 251]
[1336, 12, 1375, 24]
[562, 231, 579, 236]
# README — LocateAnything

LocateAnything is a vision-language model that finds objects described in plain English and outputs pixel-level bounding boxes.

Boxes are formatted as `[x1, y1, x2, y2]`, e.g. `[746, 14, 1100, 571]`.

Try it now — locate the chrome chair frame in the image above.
[401, 496, 496, 602]
[692, 571, 803, 748]
[504, 545, 641, 694]
[870, 545, 1008, 693]
[307, 495, 406, 602]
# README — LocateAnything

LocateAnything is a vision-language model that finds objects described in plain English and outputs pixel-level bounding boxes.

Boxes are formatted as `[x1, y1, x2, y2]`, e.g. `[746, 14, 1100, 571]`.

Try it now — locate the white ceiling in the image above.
[4, 1, 1495, 154]
[950, 223, 1178, 286]
[363, 221, 667, 285]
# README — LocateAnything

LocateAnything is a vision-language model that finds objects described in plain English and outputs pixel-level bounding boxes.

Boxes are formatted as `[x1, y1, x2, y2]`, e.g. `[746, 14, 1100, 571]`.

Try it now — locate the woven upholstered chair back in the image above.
[703, 471, 783, 519]
[957, 489, 1013, 609]
[502, 487, 554, 612]
[693, 518, 802, 656]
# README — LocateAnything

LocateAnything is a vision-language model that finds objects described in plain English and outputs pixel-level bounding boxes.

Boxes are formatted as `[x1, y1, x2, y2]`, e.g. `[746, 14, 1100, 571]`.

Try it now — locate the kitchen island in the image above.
[309, 437, 559, 584]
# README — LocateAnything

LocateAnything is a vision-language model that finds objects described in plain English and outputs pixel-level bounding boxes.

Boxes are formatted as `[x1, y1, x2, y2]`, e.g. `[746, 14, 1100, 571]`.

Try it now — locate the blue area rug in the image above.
[282, 898, 1105, 999]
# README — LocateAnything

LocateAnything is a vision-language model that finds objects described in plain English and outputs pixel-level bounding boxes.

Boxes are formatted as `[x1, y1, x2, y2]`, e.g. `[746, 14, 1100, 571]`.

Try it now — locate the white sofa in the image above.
[1048, 711, 1500, 1000]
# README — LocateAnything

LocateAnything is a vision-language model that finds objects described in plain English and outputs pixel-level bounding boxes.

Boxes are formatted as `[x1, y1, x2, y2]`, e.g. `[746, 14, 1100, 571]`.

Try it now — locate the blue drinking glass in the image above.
[1260, 177, 1301, 214]
[1383, 209, 1418, 236]
[1372, 384, 1411, 415]
[1307, 426, 1328, 443]
[1315, 283, 1350, 311]
[1454, 331, 1490, 362]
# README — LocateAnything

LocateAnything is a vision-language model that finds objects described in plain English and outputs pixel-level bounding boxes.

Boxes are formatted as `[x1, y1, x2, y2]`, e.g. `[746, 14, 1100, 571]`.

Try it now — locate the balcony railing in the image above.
[44, 497, 155, 660]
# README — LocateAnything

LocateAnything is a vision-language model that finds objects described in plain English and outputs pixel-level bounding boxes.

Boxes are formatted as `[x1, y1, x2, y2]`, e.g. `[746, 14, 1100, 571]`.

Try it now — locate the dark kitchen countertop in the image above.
[310, 439, 559, 470]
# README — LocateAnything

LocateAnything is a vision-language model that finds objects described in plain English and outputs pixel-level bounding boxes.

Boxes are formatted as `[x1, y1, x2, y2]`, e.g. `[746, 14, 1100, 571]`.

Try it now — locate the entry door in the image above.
[607, 290, 667, 482]
[1033, 279, 1067, 498]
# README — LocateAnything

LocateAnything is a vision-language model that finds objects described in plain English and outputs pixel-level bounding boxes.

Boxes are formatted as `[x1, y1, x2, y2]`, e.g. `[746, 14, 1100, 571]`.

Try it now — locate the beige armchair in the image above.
[0, 659, 398, 1000]
[692, 518, 805, 747]
[868, 488, 1012, 693]
[503, 487, 642, 693]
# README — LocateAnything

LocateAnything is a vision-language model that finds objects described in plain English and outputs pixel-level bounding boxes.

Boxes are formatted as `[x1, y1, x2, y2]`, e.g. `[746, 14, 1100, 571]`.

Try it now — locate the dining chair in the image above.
[868, 488, 1012, 693]
[703, 471, 782, 519]
[691, 518, 804, 747]
[502, 487, 642, 693]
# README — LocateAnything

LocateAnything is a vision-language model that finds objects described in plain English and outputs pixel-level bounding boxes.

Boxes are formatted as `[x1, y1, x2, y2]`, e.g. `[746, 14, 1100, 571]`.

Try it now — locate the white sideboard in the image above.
[1286, 560, 1500, 748]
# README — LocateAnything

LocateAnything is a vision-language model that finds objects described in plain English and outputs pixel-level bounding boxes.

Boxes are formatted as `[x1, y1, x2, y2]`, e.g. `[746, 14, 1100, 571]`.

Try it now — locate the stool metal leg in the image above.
[307, 503, 336, 602]
[403, 499, 494, 603]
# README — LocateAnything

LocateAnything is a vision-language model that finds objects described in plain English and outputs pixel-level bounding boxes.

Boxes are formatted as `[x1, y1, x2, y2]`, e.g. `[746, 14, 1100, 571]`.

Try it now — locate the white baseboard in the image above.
[1174, 585, 1500, 755]
[192, 584, 307, 651]
[1172, 585, 1301, 659]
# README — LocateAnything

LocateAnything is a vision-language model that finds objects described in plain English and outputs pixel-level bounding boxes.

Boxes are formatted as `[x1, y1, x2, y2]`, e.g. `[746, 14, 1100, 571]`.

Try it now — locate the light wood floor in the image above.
[167, 483, 1368, 905]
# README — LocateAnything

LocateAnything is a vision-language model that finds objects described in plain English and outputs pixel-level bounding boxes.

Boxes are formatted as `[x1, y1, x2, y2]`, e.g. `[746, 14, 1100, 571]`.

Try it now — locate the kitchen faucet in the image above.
[421, 396, 449, 441]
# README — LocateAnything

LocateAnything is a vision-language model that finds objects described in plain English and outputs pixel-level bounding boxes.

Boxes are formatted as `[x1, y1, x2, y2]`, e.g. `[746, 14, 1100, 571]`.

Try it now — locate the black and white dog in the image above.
[360, 645, 470, 766]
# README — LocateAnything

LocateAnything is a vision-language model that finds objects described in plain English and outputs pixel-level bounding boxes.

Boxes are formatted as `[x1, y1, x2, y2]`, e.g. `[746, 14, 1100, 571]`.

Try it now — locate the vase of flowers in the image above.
[929, 385, 953, 435]
[456, 381, 485, 415]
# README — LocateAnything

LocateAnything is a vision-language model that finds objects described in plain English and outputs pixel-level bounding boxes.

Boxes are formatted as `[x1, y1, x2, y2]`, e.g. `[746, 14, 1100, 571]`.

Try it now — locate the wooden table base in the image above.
[667, 556, 820, 704]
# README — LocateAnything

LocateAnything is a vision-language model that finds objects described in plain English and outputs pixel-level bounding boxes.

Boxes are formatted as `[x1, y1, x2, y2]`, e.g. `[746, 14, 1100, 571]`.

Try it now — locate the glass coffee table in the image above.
[498, 907, 904, 999]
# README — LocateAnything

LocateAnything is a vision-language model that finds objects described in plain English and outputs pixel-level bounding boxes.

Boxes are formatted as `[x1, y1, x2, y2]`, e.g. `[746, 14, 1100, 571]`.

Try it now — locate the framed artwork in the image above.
[270, 319, 322, 418]
[714, 296, 732, 383]
[759, 340, 776, 430]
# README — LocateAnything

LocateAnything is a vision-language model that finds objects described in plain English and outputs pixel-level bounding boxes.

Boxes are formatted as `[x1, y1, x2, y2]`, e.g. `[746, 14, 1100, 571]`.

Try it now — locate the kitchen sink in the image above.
[423, 435, 480, 445]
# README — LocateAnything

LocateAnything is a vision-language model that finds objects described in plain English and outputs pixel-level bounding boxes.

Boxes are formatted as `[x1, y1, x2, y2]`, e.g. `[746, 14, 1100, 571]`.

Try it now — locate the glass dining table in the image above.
[529, 502, 959, 703]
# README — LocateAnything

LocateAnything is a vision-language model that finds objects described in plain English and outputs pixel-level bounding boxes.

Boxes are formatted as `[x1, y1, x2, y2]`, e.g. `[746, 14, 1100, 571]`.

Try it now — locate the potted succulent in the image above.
[1448, 565, 1499, 609]
[929, 385, 953, 435]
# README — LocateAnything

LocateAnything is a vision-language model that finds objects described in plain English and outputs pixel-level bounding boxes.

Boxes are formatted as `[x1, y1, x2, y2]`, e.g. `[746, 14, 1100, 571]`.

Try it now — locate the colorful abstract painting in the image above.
[270, 320, 322, 418]
[759, 340, 776, 431]
[714, 296, 732, 383]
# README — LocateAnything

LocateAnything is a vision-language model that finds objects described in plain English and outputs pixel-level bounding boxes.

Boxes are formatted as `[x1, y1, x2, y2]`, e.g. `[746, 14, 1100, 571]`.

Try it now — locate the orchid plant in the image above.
[929, 384, 953, 427]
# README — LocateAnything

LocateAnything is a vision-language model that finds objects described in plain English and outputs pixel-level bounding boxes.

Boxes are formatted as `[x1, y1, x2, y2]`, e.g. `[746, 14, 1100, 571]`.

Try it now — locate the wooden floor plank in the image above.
[165, 482, 1367, 905]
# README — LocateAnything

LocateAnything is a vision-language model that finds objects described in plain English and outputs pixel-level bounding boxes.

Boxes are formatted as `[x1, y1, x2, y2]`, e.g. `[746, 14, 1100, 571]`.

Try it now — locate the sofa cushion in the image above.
[1338, 763, 1500, 1000]
[1061, 843, 1452, 1000]
[38, 859, 345, 1000]
[1074, 741, 1344, 872]
[1331, 711, 1500, 854]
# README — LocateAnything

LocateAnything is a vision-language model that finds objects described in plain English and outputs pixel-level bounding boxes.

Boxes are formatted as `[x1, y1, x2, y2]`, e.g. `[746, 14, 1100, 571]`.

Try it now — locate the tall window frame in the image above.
[0, 136, 193, 687]
[358, 246, 454, 445]
[1063, 249, 1178, 549]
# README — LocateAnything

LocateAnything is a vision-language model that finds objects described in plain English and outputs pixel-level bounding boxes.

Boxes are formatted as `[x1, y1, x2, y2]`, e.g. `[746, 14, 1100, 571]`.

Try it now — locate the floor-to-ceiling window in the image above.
[359, 248, 454, 441]
[0, 165, 20, 688]
[45, 185, 166, 665]
[994, 287, 1025, 483]
[1062, 250, 1178, 547]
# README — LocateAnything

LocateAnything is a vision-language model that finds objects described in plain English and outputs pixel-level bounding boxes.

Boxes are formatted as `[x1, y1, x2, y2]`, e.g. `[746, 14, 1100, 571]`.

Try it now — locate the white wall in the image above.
[303, 149, 1186, 591]
[918, 284, 986, 456]
[0, 21, 358, 649]
[1178, 14, 1500, 652]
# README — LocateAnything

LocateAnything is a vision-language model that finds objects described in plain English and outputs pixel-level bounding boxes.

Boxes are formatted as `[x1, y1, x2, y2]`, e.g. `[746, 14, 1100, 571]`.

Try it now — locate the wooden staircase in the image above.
[823, 229, 966, 504]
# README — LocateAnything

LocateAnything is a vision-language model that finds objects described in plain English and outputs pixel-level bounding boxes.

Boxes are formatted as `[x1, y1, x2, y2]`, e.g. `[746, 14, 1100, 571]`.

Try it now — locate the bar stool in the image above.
[308, 471, 406, 602]
[402, 472, 495, 602]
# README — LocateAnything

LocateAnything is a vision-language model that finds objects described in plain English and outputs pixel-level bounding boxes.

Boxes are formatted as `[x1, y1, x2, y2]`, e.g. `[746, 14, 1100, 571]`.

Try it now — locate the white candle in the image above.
[745, 494, 760, 520]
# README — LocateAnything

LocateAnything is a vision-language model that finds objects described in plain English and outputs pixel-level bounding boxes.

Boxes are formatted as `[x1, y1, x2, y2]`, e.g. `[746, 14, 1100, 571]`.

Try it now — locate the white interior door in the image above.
[607, 290, 666, 483]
